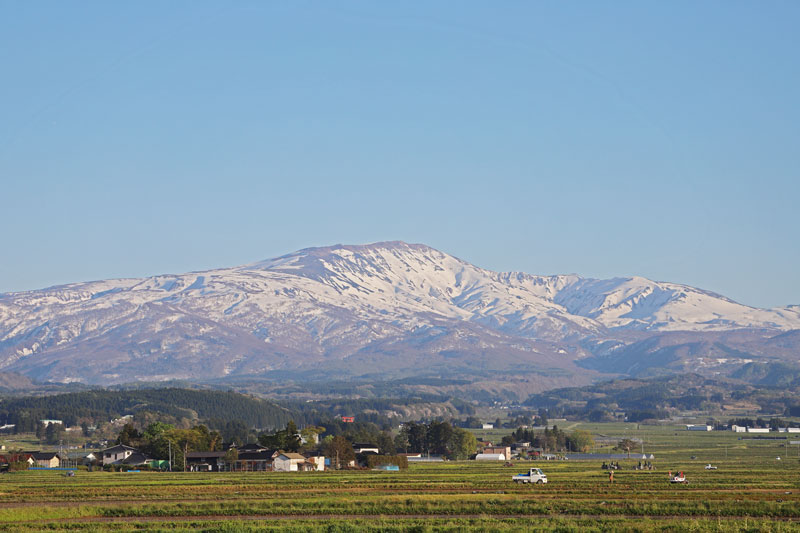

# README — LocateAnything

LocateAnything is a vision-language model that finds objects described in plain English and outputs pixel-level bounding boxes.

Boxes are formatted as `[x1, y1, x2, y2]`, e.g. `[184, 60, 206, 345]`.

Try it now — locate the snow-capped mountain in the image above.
[1, 241, 798, 387]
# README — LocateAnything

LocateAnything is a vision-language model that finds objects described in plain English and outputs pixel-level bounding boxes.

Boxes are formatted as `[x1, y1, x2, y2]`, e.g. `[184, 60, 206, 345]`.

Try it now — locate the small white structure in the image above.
[787, 428, 800, 433]
[273, 452, 307, 472]
[731, 425, 746, 433]
[686, 424, 713, 431]
[475, 453, 505, 461]
[746, 427, 770, 433]
[306, 456, 325, 471]
[482, 424, 494, 430]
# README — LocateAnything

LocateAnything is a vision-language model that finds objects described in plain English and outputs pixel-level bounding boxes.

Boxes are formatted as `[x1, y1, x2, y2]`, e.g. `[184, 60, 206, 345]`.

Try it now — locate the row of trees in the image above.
[726, 417, 790, 429]
[35, 422, 66, 444]
[253, 420, 479, 461]
[502, 426, 595, 453]
[117, 422, 230, 470]
[395, 421, 477, 459]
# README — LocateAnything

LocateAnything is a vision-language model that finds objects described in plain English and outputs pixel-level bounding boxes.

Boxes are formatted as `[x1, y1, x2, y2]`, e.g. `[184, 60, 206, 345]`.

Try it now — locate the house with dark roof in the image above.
[234, 450, 274, 471]
[29, 451, 60, 468]
[101, 444, 141, 466]
[353, 443, 380, 454]
[186, 451, 228, 472]
[237, 443, 268, 453]
[118, 452, 151, 467]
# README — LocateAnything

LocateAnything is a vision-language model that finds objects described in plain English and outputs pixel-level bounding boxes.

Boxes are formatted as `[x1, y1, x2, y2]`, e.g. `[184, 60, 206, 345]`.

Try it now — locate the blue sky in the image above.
[1, 1, 798, 308]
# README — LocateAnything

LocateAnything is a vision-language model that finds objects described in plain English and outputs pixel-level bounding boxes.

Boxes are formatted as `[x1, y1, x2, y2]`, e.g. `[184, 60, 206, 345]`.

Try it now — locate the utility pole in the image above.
[168, 440, 172, 472]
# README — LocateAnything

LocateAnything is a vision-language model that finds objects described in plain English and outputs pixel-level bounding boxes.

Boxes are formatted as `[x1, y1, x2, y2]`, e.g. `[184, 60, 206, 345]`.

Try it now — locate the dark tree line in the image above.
[394, 421, 476, 459]
[0, 389, 303, 432]
[502, 426, 594, 453]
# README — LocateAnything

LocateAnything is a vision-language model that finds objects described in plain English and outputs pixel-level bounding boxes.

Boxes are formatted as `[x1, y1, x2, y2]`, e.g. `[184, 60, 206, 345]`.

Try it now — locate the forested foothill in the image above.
[524, 373, 800, 422]
[3, 373, 800, 454]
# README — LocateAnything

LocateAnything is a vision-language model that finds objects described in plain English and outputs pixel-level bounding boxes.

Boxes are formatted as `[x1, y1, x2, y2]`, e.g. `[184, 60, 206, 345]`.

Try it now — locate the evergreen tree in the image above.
[323, 435, 355, 469]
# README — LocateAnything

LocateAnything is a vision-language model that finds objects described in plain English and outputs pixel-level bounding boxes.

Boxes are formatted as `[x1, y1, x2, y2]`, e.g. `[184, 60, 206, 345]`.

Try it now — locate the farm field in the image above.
[1, 425, 800, 532]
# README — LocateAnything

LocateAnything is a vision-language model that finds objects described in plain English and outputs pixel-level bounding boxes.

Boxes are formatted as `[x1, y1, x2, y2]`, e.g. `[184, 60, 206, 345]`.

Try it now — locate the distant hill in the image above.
[524, 373, 800, 419]
[0, 372, 35, 392]
[0, 388, 301, 431]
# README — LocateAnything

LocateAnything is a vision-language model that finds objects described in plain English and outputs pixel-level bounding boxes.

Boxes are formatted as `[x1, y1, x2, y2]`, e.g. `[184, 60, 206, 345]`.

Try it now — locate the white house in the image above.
[273, 452, 308, 472]
[475, 453, 505, 461]
[482, 424, 494, 430]
[30, 452, 60, 468]
[731, 425, 746, 433]
[102, 444, 139, 465]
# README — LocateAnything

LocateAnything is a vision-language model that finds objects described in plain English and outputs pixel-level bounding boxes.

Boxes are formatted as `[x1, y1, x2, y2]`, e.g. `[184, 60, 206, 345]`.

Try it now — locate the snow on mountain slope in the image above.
[248, 242, 601, 339]
[553, 276, 800, 331]
[0, 241, 797, 385]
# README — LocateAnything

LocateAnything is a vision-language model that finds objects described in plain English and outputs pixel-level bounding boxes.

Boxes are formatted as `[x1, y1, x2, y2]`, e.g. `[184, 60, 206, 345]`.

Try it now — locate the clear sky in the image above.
[1, 1, 798, 308]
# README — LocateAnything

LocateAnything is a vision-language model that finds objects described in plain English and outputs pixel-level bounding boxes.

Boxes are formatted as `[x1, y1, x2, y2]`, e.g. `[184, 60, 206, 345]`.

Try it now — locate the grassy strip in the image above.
[3, 516, 800, 533]
[30, 495, 789, 520]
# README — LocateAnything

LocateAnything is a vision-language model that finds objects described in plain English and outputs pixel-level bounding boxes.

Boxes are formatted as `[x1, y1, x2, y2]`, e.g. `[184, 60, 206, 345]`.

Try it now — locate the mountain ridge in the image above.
[1, 241, 798, 390]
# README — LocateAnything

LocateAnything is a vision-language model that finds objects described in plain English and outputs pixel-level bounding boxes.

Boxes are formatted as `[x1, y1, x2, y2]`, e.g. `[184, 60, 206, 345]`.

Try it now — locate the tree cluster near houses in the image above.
[458, 411, 549, 430]
[393, 421, 477, 460]
[0, 452, 34, 471]
[98, 420, 417, 472]
[495, 426, 595, 456]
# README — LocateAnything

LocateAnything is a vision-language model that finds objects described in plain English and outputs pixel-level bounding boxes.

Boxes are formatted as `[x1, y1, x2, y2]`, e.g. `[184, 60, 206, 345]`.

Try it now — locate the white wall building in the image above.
[101, 444, 138, 465]
[273, 453, 307, 472]
[306, 456, 325, 471]
[475, 453, 505, 461]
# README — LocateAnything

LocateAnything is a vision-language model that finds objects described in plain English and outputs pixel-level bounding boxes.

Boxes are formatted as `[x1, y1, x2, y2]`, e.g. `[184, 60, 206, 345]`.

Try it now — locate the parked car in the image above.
[512, 468, 548, 484]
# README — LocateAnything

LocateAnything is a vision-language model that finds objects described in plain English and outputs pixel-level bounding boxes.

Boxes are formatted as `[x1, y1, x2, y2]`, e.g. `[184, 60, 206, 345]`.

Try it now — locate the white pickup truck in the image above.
[512, 468, 548, 484]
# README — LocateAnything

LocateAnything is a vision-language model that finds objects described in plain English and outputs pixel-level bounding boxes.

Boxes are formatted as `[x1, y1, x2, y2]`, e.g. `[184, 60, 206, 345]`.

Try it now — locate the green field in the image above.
[1, 424, 799, 532]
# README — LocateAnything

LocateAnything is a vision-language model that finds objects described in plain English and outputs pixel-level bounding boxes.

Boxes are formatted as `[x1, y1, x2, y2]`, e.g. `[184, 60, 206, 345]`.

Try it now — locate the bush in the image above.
[8, 461, 29, 471]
